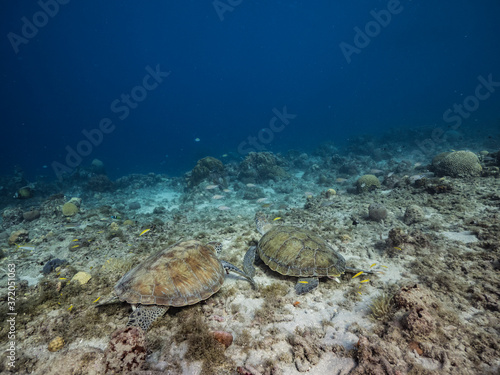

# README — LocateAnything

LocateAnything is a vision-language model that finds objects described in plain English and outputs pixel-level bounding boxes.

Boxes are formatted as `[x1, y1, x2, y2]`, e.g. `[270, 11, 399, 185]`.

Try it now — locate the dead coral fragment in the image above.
[369, 293, 394, 321]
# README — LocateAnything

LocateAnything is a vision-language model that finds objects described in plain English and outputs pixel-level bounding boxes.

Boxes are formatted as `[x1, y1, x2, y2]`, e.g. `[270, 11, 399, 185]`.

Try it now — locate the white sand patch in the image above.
[441, 231, 478, 243]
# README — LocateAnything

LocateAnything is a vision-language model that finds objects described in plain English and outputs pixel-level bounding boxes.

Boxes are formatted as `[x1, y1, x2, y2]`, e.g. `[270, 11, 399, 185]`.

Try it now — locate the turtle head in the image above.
[255, 211, 272, 235]
[207, 241, 223, 255]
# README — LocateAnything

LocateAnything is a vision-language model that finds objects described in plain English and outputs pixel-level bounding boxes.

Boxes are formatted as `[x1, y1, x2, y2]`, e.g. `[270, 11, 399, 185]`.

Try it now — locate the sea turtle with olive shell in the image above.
[100, 240, 255, 330]
[243, 212, 371, 294]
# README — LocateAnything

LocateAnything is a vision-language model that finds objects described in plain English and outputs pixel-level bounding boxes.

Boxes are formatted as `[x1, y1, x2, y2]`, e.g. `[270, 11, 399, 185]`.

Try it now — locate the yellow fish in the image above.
[93, 297, 101, 303]
[68, 305, 73, 312]
[370, 263, 376, 268]
[360, 279, 370, 283]
[72, 239, 79, 242]
[352, 271, 363, 279]
[393, 247, 402, 251]
[58, 278, 67, 280]
[71, 245, 80, 248]
[273, 217, 282, 221]
[139, 229, 151, 236]
[298, 280, 309, 284]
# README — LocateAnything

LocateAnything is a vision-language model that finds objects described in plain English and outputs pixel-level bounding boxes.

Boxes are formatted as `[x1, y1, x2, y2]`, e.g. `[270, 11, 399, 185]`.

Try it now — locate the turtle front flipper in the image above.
[295, 277, 319, 295]
[221, 260, 256, 288]
[127, 305, 169, 331]
[243, 246, 257, 279]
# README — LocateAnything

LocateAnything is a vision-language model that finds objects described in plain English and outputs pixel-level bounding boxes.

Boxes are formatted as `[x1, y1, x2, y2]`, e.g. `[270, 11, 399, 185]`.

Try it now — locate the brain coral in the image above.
[356, 174, 381, 193]
[62, 202, 79, 216]
[432, 151, 482, 177]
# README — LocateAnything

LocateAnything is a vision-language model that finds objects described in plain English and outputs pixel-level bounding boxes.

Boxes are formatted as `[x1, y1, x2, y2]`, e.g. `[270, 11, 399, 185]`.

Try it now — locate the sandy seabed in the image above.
[0, 159, 499, 374]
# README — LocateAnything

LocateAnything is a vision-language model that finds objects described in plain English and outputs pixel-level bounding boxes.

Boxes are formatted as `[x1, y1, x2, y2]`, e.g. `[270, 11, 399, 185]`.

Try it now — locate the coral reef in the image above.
[187, 156, 226, 189]
[61, 202, 79, 216]
[356, 174, 380, 193]
[403, 204, 424, 225]
[368, 203, 387, 221]
[22, 209, 40, 221]
[238, 152, 289, 183]
[47, 336, 65, 352]
[432, 150, 482, 177]
[8, 229, 29, 245]
[86, 174, 114, 192]
[104, 327, 147, 373]
[369, 293, 394, 321]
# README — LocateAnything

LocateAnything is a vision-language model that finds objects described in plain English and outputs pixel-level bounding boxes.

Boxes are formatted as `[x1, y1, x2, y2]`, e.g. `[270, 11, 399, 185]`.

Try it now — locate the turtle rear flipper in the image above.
[127, 305, 169, 331]
[295, 277, 319, 295]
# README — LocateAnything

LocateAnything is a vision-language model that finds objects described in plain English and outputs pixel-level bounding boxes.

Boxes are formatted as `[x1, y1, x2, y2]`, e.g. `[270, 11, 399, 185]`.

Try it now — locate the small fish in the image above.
[273, 217, 282, 221]
[68, 305, 73, 312]
[71, 245, 80, 249]
[298, 280, 309, 284]
[58, 278, 67, 280]
[370, 263, 376, 268]
[194, 137, 201, 142]
[414, 162, 422, 168]
[222, 189, 231, 193]
[72, 239, 79, 242]
[360, 279, 370, 283]
[387, 172, 394, 177]
[336, 178, 347, 183]
[256, 198, 268, 203]
[222, 154, 228, 157]
[393, 246, 402, 251]
[218, 205, 231, 211]
[139, 229, 151, 236]
[370, 169, 384, 174]
[212, 195, 224, 200]
[261, 203, 272, 208]
[246, 183, 256, 187]
[358, 291, 362, 295]
[381, 265, 388, 268]
[205, 184, 219, 190]
[304, 192, 314, 196]
[63, 223, 80, 229]
[352, 271, 363, 279]
[93, 297, 101, 303]
[16, 245, 36, 251]
[97, 230, 104, 234]
[292, 301, 300, 307]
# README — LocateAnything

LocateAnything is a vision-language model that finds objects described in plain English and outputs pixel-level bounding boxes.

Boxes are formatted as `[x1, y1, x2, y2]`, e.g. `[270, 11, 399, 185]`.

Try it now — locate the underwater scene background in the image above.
[0, 1, 499, 374]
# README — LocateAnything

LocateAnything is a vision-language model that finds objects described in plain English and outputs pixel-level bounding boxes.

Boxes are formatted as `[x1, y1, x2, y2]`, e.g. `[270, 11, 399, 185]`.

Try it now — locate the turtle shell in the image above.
[258, 226, 346, 277]
[114, 240, 225, 307]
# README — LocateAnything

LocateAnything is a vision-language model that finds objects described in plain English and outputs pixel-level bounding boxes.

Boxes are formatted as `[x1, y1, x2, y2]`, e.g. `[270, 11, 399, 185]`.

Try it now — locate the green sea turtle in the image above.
[244, 212, 371, 295]
[102, 240, 255, 331]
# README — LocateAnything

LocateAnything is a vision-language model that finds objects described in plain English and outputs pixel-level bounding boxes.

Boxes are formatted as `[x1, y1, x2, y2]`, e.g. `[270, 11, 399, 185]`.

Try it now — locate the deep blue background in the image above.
[1, 0, 499, 179]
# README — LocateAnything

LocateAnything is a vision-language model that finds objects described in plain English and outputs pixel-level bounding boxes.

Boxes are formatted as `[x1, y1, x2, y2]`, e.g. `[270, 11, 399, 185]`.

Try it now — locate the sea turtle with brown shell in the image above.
[244, 212, 371, 295]
[101, 240, 255, 331]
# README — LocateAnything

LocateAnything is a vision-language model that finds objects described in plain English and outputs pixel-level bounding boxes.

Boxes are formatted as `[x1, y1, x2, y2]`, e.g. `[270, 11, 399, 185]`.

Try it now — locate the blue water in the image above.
[1, 0, 499, 180]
